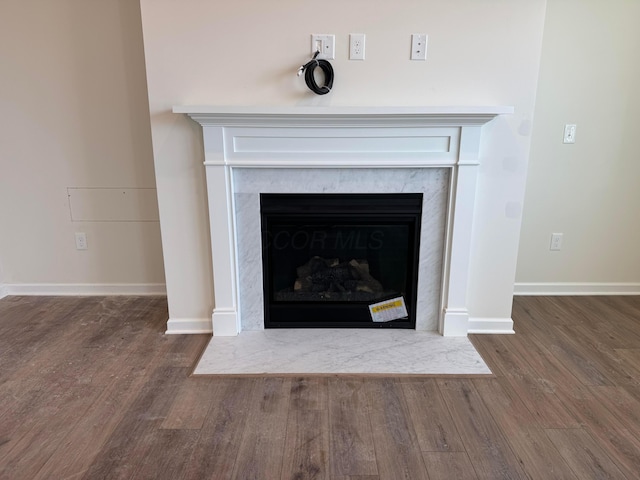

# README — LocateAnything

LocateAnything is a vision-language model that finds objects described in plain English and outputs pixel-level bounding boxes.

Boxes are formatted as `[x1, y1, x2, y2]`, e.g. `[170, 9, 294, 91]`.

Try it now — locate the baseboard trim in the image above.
[514, 282, 640, 296]
[0, 284, 8, 300]
[165, 317, 212, 335]
[467, 317, 514, 334]
[3, 283, 167, 296]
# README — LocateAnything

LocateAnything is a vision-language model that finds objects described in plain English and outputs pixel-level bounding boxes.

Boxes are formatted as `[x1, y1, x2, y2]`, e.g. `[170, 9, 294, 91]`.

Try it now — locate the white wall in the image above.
[0, 0, 165, 293]
[516, 0, 640, 294]
[2, 0, 633, 317]
[140, 0, 547, 326]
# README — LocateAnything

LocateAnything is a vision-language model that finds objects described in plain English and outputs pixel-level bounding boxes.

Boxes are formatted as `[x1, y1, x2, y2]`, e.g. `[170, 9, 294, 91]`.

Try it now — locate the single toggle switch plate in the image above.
[563, 124, 577, 144]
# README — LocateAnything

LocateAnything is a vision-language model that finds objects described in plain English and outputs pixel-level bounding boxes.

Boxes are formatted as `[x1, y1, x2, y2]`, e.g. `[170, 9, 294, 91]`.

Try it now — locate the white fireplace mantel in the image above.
[174, 105, 513, 336]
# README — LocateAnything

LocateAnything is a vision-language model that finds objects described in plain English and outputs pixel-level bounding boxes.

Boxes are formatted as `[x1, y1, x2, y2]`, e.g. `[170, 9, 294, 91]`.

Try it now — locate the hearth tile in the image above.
[193, 329, 491, 375]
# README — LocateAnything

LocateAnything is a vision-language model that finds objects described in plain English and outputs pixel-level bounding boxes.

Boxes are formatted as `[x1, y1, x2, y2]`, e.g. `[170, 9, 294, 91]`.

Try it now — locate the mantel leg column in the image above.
[440, 126, 481, 336]
[205, 164, 240, 336]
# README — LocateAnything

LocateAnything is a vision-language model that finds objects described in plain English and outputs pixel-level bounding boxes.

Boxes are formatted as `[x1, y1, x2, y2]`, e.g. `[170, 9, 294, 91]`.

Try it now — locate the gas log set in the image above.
[275, 256, 390, 302]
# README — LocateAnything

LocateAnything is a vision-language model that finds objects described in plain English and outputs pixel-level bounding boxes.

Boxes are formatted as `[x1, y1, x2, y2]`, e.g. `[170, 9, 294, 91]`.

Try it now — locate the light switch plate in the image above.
[563, 124, 577, 144]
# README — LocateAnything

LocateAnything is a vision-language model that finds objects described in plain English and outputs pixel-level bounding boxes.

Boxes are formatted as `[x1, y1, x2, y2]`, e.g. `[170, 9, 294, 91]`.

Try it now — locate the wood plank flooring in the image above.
[1, 295, 640, 479]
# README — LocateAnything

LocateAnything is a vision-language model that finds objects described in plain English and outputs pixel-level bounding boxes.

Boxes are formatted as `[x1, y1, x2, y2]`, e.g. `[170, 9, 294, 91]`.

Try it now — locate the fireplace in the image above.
[261, 193, 422, 328]
[173, 106, 513, 336]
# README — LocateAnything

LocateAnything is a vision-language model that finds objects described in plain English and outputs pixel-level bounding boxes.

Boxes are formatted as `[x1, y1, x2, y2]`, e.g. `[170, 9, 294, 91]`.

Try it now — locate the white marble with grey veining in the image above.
[193, 328, 491, 375]
[233, 168, 449, 331]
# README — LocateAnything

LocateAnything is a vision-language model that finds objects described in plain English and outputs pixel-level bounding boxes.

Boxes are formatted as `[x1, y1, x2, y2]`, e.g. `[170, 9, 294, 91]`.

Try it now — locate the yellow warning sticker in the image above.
[371, 300, 403, 313]
[369, 297, 408, 322]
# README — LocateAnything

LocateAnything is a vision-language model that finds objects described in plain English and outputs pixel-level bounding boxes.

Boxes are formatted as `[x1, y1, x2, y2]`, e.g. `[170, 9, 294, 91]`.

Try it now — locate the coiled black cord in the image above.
[298, 52, 334, 95]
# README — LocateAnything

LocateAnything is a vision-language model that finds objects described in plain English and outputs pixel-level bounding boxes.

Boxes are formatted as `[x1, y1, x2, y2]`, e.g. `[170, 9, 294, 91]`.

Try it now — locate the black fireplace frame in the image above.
[260, 193, 422, 329]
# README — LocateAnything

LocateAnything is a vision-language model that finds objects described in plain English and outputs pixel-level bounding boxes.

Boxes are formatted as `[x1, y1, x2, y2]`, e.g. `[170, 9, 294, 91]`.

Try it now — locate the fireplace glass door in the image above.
[260, 193, 422, 328]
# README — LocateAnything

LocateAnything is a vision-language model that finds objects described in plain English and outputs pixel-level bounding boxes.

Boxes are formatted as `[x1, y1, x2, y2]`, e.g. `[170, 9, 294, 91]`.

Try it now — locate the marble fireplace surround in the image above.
[174, 106, 513, 337]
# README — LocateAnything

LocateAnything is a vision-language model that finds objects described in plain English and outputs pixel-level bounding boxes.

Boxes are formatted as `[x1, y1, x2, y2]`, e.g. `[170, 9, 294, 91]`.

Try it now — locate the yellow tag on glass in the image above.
[369, 297, 408, 322]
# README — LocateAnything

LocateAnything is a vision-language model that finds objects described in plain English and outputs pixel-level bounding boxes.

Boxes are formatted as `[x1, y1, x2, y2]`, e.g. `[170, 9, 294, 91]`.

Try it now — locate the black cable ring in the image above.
[300, 55, 334, 95]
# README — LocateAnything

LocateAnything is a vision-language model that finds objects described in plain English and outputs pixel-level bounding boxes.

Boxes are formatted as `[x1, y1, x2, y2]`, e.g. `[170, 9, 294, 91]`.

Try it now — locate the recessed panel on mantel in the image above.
[224, 127, 459, 164]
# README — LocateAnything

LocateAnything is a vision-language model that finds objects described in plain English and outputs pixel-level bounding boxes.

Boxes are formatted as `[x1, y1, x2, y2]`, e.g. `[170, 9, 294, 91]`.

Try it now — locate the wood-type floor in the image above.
[1, 295, 640, 479]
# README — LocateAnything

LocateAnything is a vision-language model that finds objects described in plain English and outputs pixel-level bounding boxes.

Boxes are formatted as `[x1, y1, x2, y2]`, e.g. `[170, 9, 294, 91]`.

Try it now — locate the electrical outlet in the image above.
[350, 33, 365, 60]
[75, 232, 88, 250]
[411, 34, 428, 60]
[550, 233, 563, 251]
[563, 124, 577, 144]
[311, 34, 335, 60]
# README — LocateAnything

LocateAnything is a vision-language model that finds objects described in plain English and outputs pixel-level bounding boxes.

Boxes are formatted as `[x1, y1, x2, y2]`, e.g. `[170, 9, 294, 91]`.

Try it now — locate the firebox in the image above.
[260, 193, 422, 328]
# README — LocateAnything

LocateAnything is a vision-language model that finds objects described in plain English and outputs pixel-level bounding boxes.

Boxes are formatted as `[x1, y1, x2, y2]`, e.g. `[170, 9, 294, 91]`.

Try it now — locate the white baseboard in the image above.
[467, 317, 515, 334]
[514, 282, 640, 296]
[3, 283, 167, 296]
[165, 317, 212, 335]
[0, 284, 8, 300]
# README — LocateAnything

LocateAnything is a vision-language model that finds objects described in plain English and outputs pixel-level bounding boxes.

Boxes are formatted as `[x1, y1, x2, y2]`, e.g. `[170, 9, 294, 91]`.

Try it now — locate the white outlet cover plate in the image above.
[550, 233, 563, 251]
[75, 232, 88, 250]
[411, 34, 428, 60]
[350, 33, 365, 60]
[311, 34, 335, 60]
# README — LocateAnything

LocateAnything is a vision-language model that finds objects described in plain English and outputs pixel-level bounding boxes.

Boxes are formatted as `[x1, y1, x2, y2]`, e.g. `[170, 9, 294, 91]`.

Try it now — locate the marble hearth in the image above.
[174, 106, 512, 338]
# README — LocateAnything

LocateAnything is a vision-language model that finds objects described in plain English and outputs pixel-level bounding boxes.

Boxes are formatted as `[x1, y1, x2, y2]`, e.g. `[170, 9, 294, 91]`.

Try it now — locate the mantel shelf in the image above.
[173, 105, 514, 127]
